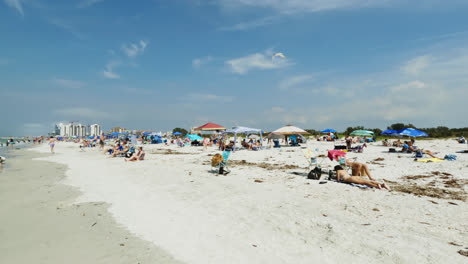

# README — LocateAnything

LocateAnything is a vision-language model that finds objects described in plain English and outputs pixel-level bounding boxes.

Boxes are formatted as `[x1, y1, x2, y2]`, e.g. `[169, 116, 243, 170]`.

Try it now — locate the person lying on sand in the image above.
[125, 147, 145, 162]
[334, 165, 390, 190]
[104, 143, 120, 155]
[344, 159, 376, 181]
[408, 140, 442, 160]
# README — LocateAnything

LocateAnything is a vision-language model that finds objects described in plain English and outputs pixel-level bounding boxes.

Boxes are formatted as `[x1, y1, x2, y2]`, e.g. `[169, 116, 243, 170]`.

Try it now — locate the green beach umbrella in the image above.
[350, 130, 374, 136]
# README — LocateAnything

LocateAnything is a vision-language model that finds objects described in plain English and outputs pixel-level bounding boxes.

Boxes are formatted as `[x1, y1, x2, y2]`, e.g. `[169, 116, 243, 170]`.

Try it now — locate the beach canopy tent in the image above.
[185, 134, 203, 141]
[222, 126, 263, 152]
[272, 125, 309, 135]
[196, 122, 226, 131]
[397, 128, 428, 137]
[272, 125, 309, 145]
[381, 129, 398, 136]
[320, 129, 337, 133]
[267, 132, 283, 139]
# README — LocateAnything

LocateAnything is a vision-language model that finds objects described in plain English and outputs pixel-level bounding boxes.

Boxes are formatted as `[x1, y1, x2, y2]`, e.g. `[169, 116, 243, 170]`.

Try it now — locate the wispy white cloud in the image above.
[55, 107, 113, 120]
[219, 16, 279, 31]
[218, 0, 383, 14]
[77, 0, 105, 8]
[279, 74, 314, 90]
[52, 78, 86, 89]
[401, 55, 431, 75]
[192, 56, 214, 69]
[226, 49, 291, 74]
[187, 93, 234, 102]
[121, 40, 148, 58]
[48, 18, 85, 39]
[103, 61, 121, 79]
[4, 0, 24, 16]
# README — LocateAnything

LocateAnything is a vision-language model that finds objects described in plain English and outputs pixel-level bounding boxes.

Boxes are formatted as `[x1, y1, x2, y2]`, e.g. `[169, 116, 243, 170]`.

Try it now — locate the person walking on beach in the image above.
[49, 136, 56, 153]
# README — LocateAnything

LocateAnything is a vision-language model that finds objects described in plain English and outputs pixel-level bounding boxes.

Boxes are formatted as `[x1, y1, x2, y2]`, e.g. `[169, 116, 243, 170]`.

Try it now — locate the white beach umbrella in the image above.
[272, 125, 309, 135]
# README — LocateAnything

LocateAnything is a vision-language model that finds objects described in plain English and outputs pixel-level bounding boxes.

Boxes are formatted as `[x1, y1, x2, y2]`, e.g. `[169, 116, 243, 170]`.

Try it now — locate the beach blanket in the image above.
[416, 158, 444, 163]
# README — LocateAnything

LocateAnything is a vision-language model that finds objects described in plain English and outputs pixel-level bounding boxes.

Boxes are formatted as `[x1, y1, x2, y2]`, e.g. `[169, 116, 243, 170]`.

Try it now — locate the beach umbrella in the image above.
[381, 129, 398, 136]
[267, 132, 283, 139]
[185, 134, 203, 141]
[397, 128, 428, 137]
[320, 129, 336, 133]
[272, 125, 309, 135]
[248, 134, 260, 139]
[350, 130, 374, 136]
[173, 132, 182, 136]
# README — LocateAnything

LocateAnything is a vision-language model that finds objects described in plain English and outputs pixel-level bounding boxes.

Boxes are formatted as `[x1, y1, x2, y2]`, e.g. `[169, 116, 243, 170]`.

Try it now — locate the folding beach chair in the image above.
[211, 151, 231, 175]
[273, 139, 280, 148]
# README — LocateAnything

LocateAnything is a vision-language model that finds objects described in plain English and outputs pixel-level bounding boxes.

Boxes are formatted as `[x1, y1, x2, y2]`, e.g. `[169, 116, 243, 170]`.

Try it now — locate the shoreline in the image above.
[27, 140, 468, 264]
[0, 149, 182, 264]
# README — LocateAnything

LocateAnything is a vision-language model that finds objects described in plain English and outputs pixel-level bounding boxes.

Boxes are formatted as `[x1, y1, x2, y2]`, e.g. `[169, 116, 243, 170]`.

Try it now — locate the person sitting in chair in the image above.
[334, 165, 391, 190]
[408, 139, 442, 159]
[125, 147, 145, 161]
[457, 136, 466, 144]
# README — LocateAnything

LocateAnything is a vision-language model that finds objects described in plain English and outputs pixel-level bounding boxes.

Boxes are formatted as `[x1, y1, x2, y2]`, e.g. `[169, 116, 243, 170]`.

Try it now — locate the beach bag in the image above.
[415, 150, 424, 158]
[444, 154, 457, 161]
[389, 148, 396, 153]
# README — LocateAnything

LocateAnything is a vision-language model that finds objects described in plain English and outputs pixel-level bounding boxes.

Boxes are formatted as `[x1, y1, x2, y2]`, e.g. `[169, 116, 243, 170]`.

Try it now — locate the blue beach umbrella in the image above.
[381, 129, 398, 136]
[397, 128, 428, 137]
[173, 132, 182, 136]
[320, 129, 336, 133]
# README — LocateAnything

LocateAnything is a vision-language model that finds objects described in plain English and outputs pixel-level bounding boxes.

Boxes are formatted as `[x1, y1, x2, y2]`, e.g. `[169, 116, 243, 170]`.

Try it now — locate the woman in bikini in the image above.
[125, 147, 145, 161]
[334, 165, 391, 190]
[49, 136, 56, 153]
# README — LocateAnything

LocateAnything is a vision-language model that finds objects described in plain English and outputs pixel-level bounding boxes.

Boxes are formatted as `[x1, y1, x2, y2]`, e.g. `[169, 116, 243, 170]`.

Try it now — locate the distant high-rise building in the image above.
[89, 124, 101, 136]
[57, 122, 98, 137]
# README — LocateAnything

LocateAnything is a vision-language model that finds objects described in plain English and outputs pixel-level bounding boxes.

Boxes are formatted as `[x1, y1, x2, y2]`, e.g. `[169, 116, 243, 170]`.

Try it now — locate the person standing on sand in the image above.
[49, 136, 56, 153]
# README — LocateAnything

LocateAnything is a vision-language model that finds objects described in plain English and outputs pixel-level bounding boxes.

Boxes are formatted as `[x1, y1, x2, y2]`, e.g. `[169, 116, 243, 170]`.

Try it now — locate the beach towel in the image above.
[416, 158, 444, 163]
[328, 150, 346, 161]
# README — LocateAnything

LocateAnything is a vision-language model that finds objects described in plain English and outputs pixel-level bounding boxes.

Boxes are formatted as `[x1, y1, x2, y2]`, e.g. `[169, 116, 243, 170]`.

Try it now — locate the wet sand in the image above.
[0, 149, 182, 264]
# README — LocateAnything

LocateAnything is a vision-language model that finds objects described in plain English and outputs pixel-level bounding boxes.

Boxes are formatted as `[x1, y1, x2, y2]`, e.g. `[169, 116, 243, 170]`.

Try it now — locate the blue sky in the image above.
[2, 0, 468, 136]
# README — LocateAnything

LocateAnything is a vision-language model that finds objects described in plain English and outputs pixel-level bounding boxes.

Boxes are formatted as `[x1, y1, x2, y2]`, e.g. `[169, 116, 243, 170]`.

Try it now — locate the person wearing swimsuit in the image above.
[334, 165, 391, 190]
[49, 136, 56, 153]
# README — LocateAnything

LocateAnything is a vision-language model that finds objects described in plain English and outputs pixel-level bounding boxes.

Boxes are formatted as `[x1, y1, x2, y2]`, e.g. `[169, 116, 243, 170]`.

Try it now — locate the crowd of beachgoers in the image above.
[6, 130, 462, 191]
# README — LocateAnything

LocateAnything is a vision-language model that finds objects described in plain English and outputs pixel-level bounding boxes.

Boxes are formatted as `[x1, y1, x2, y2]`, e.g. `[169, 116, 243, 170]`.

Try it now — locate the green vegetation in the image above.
[172, 127, 188, 136]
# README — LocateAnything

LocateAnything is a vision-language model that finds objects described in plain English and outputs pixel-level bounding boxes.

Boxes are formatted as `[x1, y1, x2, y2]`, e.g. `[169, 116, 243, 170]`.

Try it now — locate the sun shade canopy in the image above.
[272, 125, 309, 135]
[196, 122, 226, 131]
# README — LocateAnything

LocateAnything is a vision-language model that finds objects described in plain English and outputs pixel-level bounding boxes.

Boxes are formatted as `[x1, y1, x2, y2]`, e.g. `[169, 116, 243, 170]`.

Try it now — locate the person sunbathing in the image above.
[393, 139, 402, 147]
[111, 145, 129, 158]
[382, 139, 391, 146]
[344, 159, 375, 181]
[104, 143, 120, 155]
[125, 147, 145, 161]
[334, 165, 390, 190]
[408, 140, 442, 159]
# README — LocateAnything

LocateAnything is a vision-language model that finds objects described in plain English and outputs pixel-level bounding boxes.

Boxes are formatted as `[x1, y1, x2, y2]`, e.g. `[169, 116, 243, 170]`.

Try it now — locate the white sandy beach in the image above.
[30, 140, 468, 263]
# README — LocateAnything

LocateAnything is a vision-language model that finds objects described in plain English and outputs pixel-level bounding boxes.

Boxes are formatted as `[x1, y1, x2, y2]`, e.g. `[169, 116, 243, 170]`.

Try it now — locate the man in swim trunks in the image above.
[408, 140, 442, 159]
[334, 165, 391, 190]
